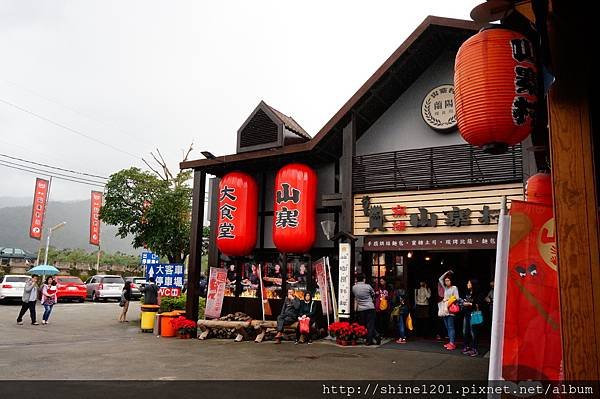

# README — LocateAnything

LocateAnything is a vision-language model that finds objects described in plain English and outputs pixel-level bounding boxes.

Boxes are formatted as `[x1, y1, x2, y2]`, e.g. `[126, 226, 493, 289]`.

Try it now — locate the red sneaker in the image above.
[446, 343, 456, 350]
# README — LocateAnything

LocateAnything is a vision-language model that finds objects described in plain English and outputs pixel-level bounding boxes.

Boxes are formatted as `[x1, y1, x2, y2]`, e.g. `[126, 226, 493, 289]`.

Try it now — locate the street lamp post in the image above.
[43, 221, 67, 265]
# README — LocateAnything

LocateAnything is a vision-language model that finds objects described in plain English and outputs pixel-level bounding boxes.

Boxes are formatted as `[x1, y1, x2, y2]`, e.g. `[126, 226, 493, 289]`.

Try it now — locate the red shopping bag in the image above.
[299, 317, 311, 335]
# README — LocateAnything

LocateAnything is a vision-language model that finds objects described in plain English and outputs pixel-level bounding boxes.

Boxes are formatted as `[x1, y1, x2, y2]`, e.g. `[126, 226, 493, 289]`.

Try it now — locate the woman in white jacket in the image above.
[438, 270, 459, 350]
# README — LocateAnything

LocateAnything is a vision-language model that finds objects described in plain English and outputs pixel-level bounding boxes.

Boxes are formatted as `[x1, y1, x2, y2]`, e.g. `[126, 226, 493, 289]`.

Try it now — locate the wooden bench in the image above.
[196, 319, 298, 342]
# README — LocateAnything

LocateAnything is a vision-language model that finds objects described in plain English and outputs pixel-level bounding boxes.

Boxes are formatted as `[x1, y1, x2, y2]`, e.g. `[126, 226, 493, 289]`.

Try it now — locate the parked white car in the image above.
[0, 274, 29, 302]
[85, 275, 125, 301]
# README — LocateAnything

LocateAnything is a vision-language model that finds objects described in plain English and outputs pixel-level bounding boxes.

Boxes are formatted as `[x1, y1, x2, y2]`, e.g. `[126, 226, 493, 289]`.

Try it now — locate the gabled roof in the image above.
[182, 16, 484, 172]
[265, 103, 310, 140]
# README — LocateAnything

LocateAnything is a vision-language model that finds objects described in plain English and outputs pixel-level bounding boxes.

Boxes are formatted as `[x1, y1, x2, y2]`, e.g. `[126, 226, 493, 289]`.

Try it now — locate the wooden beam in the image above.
[548, 1, 600, 380]
[340, 113, 356, 233]
[186, 170, 206, 321]
[207, 177, 219, 267]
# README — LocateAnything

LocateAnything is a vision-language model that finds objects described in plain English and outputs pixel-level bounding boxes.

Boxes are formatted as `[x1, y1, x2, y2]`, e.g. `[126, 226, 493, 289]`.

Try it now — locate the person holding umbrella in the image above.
[41, 276, 58, 324]
[17, 275, 40, 325]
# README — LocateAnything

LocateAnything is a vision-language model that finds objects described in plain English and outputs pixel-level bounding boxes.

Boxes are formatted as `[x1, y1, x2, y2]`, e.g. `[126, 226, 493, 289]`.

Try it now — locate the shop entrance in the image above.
[365, 248, 496, 345]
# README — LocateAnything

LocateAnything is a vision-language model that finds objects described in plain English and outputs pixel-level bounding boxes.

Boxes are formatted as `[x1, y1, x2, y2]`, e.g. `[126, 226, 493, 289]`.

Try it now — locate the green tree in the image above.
[99, 148, 193, 263]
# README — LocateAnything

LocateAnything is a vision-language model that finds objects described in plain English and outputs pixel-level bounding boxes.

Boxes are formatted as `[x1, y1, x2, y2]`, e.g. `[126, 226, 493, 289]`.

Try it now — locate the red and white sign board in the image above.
[29, 178, 50, 240]
[89, 191, 103, 246]
[158, 287, 181, 297]
[205, 267, 227, 319]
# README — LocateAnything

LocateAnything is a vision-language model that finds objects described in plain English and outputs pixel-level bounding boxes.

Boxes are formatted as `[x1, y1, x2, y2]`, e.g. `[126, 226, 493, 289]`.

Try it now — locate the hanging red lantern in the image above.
[216, 171, 258, 256]
[273, 163, 317, 253]
[526, 172, 552, 205]
[454, 28, 538, 154]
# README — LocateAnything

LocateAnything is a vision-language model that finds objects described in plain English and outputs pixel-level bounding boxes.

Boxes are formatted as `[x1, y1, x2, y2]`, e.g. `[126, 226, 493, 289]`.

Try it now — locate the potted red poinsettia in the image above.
[170, 316, 197, 339]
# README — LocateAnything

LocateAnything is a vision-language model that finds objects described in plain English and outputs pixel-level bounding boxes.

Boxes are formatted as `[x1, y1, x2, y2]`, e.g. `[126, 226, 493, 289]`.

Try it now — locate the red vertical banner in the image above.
[89, 191, 103, 246]
[205, 267, 227, 319]
[314, 257, 332, 314]
[29, 178, 50, 240]
[502, 199, 561, 381]
[257, 264, 272, 317]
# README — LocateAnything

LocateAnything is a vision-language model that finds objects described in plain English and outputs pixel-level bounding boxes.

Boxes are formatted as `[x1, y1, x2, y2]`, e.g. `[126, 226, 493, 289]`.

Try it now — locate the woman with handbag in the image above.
[296, 291, 316, 344]
[462, 279, 483, 356]
[438, 270, 460, 350]
[394, 294, 410, 344]
[118, 281, 132, 323]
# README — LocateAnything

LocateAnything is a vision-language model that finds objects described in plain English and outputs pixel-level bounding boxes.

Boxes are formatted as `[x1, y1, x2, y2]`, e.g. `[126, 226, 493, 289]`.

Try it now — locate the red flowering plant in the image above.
[171, 316, 197, 335]
[328, 322, 368, 341]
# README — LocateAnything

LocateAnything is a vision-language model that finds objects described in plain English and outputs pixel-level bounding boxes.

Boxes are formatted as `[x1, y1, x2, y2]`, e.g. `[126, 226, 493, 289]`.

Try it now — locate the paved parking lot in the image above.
[0, 300, 488, 380]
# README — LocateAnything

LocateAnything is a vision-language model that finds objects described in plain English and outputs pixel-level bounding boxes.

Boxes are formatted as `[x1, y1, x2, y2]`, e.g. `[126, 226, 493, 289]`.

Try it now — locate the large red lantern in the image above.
[273, 163, 317, 253]
[526, 172, 553, 205]
[216, 171, 258, 256]
[454, 28, 538, 154]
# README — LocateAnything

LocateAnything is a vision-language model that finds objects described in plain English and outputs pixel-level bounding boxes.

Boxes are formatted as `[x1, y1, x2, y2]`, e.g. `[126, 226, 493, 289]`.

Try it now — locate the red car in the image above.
[55, 276, 87, 302]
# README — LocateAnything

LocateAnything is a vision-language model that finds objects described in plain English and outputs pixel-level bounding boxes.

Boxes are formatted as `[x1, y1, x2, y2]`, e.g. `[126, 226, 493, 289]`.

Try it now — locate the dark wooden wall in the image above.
[548, 1, 600, 380]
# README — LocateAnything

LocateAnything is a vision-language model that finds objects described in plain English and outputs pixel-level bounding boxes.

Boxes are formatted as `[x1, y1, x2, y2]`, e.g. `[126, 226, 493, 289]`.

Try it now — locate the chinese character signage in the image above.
[313, 257, 331, 314]
[338, 243, 351, 318]
[205, 267, 227, 319]
[353, 183, 523, 236]
[273, 163, 317, 253]
[141, 251, 160, 265]
[145, 259, 184, 297]
[364, 233, 497, 251]
[216, 172, 258, 257]
[421, 84, 457, 131]
[29, 178, 49, 240]
[89, 191, 103, 246]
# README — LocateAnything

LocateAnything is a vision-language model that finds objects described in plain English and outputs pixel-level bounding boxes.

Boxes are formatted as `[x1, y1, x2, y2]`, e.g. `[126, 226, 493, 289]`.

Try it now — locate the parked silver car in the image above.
[85, 275, 125, 301]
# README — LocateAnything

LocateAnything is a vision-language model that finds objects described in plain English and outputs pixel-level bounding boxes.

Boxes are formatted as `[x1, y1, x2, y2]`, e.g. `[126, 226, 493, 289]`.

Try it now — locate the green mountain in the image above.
[0, 198, 139, 255]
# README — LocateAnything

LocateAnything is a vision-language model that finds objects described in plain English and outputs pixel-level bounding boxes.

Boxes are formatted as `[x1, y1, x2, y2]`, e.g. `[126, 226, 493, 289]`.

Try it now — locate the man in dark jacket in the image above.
[140, 277, 159, 305]
[274, 288, 300, 343]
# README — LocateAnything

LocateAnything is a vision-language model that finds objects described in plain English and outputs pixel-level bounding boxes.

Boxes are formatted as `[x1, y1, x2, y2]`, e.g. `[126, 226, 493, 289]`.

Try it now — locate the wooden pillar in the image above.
[207, 177, 219, 268]
[548, 2, 600, 380]
[340, 113, 356, 234]
[186, 169, 206, 321]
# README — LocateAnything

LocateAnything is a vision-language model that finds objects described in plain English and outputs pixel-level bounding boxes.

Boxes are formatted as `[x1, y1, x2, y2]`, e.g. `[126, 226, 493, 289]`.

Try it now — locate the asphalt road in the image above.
[0, 300, 488, 380]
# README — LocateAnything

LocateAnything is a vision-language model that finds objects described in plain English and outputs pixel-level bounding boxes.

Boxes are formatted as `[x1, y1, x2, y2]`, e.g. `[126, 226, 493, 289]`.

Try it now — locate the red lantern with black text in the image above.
[273, 163, 317, 253]
[216, 171, 258, 256]
[454, 28, 538, 154]
[526, 172, 552, 205]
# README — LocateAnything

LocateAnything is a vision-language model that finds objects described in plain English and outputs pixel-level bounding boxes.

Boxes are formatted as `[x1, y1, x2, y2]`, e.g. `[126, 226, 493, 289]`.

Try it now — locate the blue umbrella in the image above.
[27, 264, 60, 275]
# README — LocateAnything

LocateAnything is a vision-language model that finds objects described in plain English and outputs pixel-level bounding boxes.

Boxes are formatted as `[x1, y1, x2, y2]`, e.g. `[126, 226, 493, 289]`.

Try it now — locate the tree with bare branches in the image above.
[100, 145, 194, 263]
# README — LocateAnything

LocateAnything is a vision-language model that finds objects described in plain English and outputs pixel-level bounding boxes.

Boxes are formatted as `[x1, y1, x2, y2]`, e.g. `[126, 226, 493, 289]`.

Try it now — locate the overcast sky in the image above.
[0, 0, 480, 202]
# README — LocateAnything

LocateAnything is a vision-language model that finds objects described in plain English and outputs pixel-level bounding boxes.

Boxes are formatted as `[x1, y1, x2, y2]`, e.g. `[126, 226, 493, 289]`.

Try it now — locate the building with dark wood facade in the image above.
[181, 16, 540, 325]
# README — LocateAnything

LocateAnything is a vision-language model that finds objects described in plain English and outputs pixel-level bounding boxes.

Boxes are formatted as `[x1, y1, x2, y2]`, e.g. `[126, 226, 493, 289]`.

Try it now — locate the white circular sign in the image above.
[421, 84, 457, 131]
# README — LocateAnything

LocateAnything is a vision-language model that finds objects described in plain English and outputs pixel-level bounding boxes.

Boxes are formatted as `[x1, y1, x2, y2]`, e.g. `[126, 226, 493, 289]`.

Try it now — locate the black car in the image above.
[0, 247, 37, 263]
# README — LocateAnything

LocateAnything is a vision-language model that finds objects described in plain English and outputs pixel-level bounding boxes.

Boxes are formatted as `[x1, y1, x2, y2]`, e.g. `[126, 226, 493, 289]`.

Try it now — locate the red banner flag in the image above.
[89, 191, 103, 246]
[257, 264, 272, 318]
[503, 199, 562, 381]
[205, 267, 227, 319]
[29, 178, 50, 240]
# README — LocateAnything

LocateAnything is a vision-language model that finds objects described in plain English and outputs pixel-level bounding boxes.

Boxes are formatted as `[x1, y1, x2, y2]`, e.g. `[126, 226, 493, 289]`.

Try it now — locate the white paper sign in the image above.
[338, 243, 351, 318]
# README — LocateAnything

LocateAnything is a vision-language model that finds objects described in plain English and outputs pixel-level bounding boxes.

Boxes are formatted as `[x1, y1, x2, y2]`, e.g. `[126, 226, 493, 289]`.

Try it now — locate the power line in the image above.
[0, 96, 143, 160]
[0, 153, 108, 180]
[0, 161, 105, 188]
[0, 159, 106, 185]
[3, 79, 149, 147]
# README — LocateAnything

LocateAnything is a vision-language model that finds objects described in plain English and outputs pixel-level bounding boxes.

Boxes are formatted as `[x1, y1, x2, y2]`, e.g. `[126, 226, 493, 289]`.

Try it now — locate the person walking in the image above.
[439, 270, 460, 350]
[394, 293, 410, 344]
[41, 276, 58, 325]
[17, 275, 39, 325]
[352, 273, 380, 345]
[140, 277, 159, 305]
[414, 281, 431, 337]
[274, 288, 300, 344]
[119, 281, 133, 322]
[462, 279, 482, 356]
